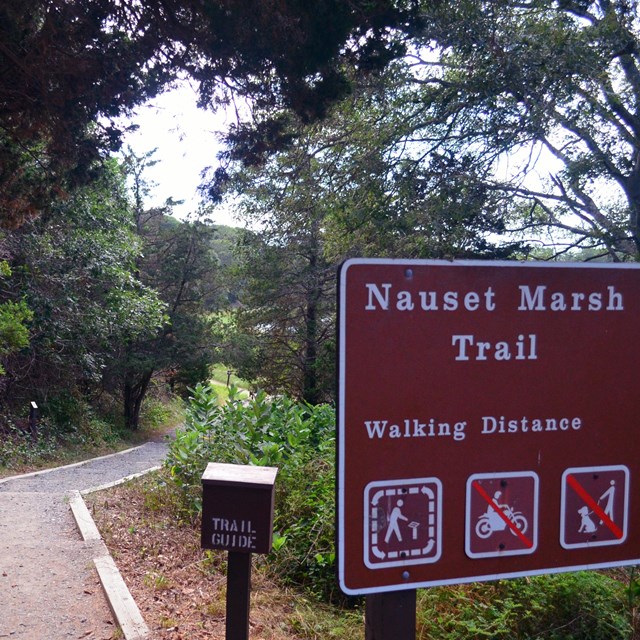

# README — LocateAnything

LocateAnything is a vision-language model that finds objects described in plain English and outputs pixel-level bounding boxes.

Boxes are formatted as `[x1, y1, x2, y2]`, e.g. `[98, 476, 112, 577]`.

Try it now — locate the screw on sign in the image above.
[364, 478, 442, 569]
[465, 472, 539, 559]
[560, 465, 629, 549]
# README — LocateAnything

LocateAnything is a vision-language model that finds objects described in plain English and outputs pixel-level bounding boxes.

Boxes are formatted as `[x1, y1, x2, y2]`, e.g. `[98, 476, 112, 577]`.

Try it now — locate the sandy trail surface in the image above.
[0, 442, 169, 639]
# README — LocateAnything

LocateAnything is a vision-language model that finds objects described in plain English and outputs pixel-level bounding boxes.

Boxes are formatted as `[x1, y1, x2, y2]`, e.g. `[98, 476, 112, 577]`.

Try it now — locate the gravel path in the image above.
[0, 441, 170, 639]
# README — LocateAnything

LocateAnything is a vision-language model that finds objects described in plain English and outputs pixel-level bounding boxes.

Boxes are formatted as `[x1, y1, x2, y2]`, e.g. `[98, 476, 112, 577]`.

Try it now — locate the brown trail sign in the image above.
[337, 259, 640, 597]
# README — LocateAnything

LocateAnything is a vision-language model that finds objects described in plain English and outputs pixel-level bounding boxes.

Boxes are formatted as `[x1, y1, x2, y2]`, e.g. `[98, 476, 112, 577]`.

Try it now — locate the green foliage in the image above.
[165, 382, 230, 512]
[1, 0, 415, 227]
[417, 572, 632, 639]
[0, 389, 184, 474]
[0, 259, 32, 375]
[393, 0, 640, 259]
[221, 221, 336, 404]
[287, 598, 362, 638]
[102, 150, 224, 429]
[138, 394, 184, 432]
[167, 383, 334, 480]
[0, 418, 55, 468]
[166, 383, 337, 598]
[3, 158, 166, 411]
[0, 400, 121, 471]
[0, 298, 32, 374]
[272, 448, 337, 602]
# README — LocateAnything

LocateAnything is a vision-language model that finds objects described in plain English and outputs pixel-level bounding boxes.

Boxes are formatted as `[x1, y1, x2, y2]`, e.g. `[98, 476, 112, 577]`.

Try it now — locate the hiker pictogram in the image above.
[465, 471, 539, 559]
[384, 499, 409, 543]
[598, 481, 616, 523]
[364, 477, 442, 569]
[560, 465, 629, 549]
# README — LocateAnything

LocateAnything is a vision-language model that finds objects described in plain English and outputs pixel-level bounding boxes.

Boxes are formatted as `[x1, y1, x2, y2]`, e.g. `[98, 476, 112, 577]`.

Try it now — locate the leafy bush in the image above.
[0, 418, 58, 468]
[139, 394, 184, 432]
[0, 411, 118, 470]
[0, 389, 159, 472]
[417, 572, 632, 639]
[166, 382, 333, 494]
[165, 382, 337, 598]
[0, 298, 32, 374]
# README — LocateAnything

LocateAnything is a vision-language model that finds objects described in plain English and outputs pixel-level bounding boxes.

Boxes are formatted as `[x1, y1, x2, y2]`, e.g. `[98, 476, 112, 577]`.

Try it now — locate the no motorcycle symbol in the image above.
[465, 471, 539, 558]
[364, 478, 442, 569]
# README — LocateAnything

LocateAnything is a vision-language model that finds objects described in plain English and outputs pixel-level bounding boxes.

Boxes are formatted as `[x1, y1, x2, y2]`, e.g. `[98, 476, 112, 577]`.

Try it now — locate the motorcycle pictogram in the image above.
[474, 491, 528, 539]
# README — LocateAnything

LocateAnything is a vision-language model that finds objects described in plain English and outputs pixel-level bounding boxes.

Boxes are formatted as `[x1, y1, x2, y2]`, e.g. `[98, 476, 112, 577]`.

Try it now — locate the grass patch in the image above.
[208, 364, 251, 403]
[416, 574, 632, 639]
[286, 597, 362, 638]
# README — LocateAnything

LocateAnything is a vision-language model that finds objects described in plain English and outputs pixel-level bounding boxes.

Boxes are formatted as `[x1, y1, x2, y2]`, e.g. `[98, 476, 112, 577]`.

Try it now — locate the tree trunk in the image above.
[302, 247, 322, 405]
[123, 370, 153, 430]
[302, 295, 320, 405]
[624, 157, 640, 257]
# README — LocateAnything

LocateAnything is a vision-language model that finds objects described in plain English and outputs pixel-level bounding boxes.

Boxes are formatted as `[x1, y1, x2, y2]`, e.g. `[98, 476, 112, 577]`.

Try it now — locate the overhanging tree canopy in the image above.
[379, 0, 640, 259]
[215, 0, 640, 260]
[0, 0, 419, 227]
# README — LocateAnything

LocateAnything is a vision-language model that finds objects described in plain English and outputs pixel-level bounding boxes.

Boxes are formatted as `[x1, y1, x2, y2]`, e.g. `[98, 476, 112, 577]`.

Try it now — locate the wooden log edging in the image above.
[69, 466, 162, 640]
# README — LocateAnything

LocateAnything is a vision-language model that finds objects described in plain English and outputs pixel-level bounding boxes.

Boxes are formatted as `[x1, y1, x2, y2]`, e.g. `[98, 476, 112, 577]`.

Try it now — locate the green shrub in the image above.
[0, 297, 33, 374]
[165, 383, 338, 598]
[44, 391, 87, 431]
[165, 382, 334, 496]
[0, 410, 118, 470]
[272, 452, 337, 601]
[0, 390, 166, 472]
[0, 418, 58, 468]
[139, 394, 184, 432]
[417, 572, 632, 639]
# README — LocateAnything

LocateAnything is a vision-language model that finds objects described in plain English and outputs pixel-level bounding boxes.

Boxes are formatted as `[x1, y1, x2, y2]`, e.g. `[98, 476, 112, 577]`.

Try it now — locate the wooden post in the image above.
[226, 551, 252, 640]
[29, 401, 38, 440]
[365, 590, 417, 640]
[201, 464, 278, 640]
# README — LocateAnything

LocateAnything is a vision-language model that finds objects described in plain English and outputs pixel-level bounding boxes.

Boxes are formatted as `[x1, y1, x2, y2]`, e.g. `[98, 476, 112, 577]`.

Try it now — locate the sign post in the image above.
[29, 401, 38, 439]
[201, 463, 278, 640]
[365, 590, 416, 640]
[337, 259, 640, 607]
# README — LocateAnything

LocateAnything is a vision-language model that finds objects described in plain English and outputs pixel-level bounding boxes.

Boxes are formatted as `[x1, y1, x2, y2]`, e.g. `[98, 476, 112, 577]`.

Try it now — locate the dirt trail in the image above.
[0, 442, 169, 639]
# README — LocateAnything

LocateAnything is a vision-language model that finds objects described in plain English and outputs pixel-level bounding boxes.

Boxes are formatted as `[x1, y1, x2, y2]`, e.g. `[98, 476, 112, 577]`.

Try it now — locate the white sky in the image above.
[120, 84, 242, 226]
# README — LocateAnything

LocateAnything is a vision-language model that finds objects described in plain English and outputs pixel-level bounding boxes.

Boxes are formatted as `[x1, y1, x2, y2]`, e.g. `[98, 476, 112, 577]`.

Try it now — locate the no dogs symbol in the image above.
[364, 478, 442, 569]
[560, 465, 629, 549]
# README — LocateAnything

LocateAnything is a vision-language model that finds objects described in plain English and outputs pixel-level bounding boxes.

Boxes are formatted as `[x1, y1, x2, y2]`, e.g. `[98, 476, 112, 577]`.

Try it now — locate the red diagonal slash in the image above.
[566, 474, 623, 539]
[472, 481, 533, 548]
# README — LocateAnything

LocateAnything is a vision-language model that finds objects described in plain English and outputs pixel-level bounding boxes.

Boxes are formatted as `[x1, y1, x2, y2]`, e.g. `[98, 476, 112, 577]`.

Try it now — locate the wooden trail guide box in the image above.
[201, 463, 278, 555]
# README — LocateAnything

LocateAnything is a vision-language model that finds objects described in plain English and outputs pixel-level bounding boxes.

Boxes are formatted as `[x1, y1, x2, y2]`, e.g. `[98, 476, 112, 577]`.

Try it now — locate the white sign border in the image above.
[363, 477, 443, 570]
[337, 258, 640, 596]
